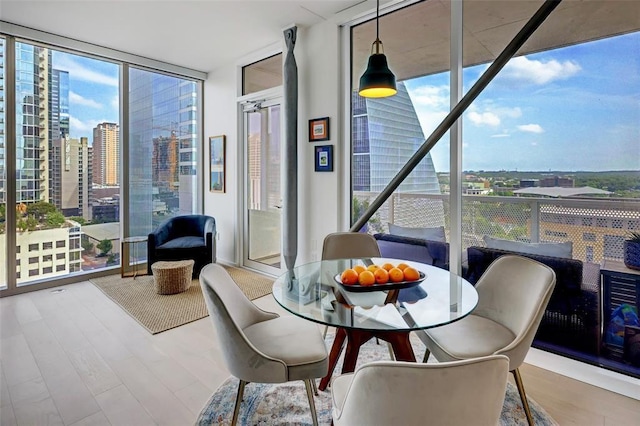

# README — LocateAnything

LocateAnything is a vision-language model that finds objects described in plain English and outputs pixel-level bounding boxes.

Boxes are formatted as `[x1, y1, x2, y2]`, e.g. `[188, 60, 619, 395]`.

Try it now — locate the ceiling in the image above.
[0, 0, 365, 73]
[353, 0, 640, 84]
[2, 0, 639, 81]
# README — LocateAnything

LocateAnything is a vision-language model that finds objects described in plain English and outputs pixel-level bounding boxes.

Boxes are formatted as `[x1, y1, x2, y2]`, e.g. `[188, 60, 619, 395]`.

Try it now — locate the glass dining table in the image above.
[272, 257, 478, 391]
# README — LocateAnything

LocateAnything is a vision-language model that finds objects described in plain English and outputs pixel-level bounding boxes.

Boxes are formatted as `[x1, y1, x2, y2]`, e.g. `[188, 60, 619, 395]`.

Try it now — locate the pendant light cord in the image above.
[376, 0, 380, 41]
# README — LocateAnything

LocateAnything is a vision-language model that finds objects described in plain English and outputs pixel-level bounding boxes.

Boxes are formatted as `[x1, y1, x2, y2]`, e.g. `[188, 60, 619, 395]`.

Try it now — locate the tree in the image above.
[68, 216, 87, 225]
[26, 201, 57, 221]
[0, 204, 5, 222]
[17, 215, 38, 232]
[97, 239, 113, 255]
[81, 239, 94, 253]
[352, 197, 383, 233]
[45, 211, 65, 228]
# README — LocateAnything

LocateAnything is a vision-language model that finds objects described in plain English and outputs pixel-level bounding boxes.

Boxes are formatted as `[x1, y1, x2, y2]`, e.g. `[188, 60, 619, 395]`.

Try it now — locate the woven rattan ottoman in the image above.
[151, 260, 195, 295]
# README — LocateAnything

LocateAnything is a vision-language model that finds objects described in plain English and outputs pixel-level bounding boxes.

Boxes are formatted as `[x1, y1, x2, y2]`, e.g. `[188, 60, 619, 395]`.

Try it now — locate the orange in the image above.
[366, 264, 380, 272]
[358, 270, 376, 286]
[373, 268, 389, 284]
[403, 266, 420, 281]
[341, 269, 359, 285]
[381, 262, 395, 271]
[388, 267, 405, 283]
[396, 263, 410, 271]
[353, 265, 366, 275]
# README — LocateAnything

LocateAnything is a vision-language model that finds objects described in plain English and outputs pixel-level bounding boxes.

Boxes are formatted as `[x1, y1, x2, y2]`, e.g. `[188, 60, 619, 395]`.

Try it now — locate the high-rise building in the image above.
[49, 68, 70, 202]
[49, 69, 69, 141]
[352, 82, 440, 194]
[152, 133, 179, 193]
[51, 136, 92, 219]
[351, 82, 443, 228]
[13, 42, 50, 204]
[92, 122, 120, 186]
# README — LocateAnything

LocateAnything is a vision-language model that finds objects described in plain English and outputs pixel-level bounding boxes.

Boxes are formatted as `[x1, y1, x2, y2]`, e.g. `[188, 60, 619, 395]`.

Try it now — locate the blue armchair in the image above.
[147, 215, 216, 278]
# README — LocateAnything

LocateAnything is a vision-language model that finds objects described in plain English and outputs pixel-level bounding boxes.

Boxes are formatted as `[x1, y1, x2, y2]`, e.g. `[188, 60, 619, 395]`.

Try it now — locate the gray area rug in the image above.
[90, 264, 273, 334]
[197, 333, 558, 425]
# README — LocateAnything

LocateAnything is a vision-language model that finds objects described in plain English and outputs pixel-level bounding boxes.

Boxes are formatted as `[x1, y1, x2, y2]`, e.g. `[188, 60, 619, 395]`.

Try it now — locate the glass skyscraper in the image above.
[352, 81, 440, 194]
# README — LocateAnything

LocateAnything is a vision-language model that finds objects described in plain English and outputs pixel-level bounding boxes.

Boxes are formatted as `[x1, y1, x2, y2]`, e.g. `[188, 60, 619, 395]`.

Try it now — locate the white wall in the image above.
[203, 65, 240, 264]
[203, 19, 345, 267]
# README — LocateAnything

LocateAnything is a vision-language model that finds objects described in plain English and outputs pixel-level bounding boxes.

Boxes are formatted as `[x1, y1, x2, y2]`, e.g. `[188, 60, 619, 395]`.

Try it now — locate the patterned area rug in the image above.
[90, 264, 273, 334]
[197, 333, 558, 426]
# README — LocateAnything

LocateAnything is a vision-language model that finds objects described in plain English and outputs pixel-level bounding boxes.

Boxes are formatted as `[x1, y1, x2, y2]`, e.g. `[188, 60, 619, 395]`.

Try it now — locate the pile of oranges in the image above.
[340, 262, 420, 286]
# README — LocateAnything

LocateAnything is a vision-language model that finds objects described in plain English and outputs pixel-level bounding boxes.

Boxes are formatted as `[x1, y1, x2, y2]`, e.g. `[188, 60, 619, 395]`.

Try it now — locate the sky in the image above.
[405, 31, 640, 173]
[51, 31, 639, 172]
[52, 51, 119, 138]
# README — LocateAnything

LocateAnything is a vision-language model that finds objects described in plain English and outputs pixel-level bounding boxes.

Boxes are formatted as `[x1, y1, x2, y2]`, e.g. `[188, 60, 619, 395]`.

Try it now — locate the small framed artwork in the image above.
[314, 145, 334, 172]
[209, 135, 226, 192]
[309, 116, 330, 142]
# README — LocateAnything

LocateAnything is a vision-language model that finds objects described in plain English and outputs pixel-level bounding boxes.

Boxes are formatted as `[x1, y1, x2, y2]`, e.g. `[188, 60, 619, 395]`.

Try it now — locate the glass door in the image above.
[243, 99, 282, 275]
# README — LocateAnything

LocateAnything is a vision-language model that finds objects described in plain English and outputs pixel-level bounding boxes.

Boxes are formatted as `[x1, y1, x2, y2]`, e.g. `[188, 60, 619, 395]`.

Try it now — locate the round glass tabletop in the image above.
[272, 257, 478, 332]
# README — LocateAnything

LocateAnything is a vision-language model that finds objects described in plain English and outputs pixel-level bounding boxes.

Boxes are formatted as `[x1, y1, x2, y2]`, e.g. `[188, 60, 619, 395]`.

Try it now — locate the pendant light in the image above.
[358, 0, 397, 98]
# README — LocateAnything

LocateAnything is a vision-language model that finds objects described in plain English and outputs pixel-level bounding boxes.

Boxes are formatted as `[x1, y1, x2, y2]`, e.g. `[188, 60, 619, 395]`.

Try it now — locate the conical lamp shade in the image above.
[359, 53, 397, 98]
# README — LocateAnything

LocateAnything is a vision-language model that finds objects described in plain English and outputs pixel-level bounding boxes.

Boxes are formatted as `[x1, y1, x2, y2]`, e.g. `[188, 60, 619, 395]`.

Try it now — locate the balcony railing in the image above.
[354, 191, 640, 264]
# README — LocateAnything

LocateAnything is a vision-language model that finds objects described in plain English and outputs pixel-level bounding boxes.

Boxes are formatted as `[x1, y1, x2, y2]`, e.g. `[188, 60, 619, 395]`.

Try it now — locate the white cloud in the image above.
[491, 133, 510, 138]
[111, 96, 120, 111]
[409, 85, 449, 109]
[518, 124, 545, 133]
[503, 56, 581, 85]
[69, 116, 110, 136]
[531, 142, 538, 146]
[55, 55, 118, 87]
[69, 91, 102, 108]
[497, 107, 522, 119]
[468, 111, 500, 127]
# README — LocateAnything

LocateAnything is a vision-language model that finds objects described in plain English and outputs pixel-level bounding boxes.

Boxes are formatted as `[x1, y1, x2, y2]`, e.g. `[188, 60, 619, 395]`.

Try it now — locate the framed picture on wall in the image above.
[309, 117, 330, 141]
[210, 135, 226, 192]
[314, 145, 333, 172]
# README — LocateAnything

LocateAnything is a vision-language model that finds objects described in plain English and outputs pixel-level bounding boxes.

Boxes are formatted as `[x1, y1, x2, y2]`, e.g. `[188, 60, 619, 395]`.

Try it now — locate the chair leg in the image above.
[323, 325, 328, 339]
[422, 348, 431, 363]
[304, 379, 319, 426]
[387, 342, 395, 360]
[312, 378, 319, 396]
[512, 369, 534, 426]
[231, 379, 246, 426]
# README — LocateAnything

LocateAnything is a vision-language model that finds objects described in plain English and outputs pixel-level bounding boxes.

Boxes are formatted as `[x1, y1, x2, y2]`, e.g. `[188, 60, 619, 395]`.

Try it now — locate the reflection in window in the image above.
[128, 68, 201, 253]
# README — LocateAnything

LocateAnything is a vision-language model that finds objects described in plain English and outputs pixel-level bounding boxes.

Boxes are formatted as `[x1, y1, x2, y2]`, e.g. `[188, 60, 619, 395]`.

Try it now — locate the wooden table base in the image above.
[318, 327, 416, 391]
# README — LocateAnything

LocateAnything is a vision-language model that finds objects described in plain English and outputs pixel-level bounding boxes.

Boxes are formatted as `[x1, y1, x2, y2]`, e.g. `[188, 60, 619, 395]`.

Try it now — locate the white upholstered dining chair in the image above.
[199, 263, 328, 426]
[417, 255, 556, 426]
[321, 232, 382, 337]
[320, 232, 394, 357]
[331, 355, 510, 426]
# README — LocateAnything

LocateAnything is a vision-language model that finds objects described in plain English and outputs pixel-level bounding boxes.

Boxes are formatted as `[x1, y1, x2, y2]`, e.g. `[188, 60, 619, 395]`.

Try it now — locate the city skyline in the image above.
[54, 31, 638, 174]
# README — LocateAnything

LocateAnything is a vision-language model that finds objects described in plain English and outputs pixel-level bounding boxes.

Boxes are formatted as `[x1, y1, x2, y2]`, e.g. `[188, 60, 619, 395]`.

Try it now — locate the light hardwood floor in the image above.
[1, 280, 639, 426]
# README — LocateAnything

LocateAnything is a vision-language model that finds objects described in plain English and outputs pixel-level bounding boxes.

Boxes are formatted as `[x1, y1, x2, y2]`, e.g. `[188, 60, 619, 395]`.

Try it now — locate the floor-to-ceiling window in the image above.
[350, 0, 450, 237]
[0, 37, 5, 289]
[0, 25, 204, 296]
[129, 68, 200, 244]
[349, 0, 640, 379]
[11, 43, 120, 286]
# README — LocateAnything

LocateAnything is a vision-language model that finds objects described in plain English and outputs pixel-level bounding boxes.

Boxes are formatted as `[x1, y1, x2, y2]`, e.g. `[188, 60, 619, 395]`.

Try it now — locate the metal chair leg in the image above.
[231, 379, 246, 426]
[422, 348, 431, 363]
[323, 325, 328, 339]
[387, 342, 395, 360]
[312, 378, 319, 395]
[304, 379, 319, 426]
[512, 369, 534, 426]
